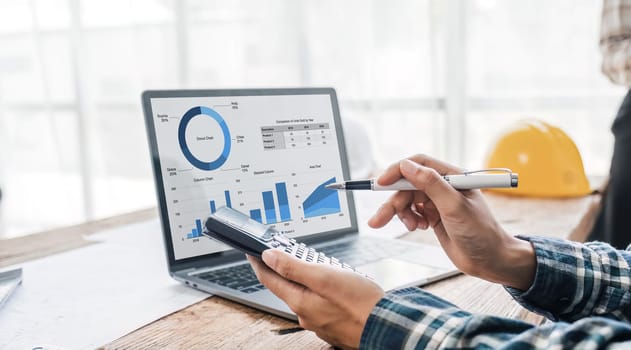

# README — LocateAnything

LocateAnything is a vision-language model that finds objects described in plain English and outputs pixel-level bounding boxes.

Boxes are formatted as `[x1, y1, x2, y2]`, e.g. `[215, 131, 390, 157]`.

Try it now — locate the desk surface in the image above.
[0, 193, 597, 349]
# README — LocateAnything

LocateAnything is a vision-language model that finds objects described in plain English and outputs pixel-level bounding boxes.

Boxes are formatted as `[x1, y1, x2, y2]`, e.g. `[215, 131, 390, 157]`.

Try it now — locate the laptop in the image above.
[142, 88, 458, 320]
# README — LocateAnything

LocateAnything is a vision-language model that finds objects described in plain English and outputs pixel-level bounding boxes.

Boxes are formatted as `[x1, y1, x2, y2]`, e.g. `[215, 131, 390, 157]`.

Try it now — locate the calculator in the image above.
[203, 206, 369, 278]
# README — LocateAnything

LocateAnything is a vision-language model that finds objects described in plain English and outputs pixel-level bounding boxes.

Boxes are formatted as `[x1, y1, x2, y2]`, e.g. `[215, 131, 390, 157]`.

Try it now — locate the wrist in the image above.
[479, 235, 536, 290]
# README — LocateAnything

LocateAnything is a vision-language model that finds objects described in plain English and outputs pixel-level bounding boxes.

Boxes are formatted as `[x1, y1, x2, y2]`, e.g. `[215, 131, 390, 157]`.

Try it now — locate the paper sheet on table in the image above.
[0, 219, 208, 350]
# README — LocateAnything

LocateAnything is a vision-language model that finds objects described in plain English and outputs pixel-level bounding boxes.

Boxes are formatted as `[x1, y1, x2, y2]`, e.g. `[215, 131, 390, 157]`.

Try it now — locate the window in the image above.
[465, 0, 623, 173]
[0, 0, 622, 238]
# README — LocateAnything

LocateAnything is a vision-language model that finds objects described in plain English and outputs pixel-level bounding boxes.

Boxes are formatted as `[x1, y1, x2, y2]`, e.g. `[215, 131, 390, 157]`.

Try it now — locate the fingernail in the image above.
[400, 159, 418, 175]
[262, 249, 276, 268]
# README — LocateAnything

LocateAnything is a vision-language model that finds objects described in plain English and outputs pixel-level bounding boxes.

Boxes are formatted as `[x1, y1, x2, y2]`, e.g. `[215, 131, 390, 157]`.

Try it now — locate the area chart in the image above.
[302, 177, 341, 218]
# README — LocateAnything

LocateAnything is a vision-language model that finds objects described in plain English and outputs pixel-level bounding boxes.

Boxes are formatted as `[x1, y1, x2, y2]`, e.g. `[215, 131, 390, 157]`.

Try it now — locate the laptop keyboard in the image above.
[193, 237, 413, 294]
[196, 263, 265, 294]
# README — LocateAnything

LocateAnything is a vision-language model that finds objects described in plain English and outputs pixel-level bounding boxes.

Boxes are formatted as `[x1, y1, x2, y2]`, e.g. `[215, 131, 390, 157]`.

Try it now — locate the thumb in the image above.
[262, 249, 347, 298]
[261, 249, 327, 290]
[399, 159, 462, 215]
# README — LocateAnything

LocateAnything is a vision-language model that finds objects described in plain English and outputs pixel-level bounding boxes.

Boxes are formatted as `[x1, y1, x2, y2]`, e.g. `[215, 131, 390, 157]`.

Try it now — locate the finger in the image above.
[376, 160, 405, 185]
[406, 154, 463, 175]
[419, 201, 443, 228]
[398, 201, 425, 231]
[400, 159, 463, 216]
[413, 201, 452, 249]
[367, 202, 394, 228]
[372, 190, 431, 230]
[413, 203, 429, 230]
[398, 211, 419, 231]
[246, 254, 309, 310]
[261, 250, 358, 300]
[377, 154, 463, 186]
[416, 217, 429, 230]
[368, 191, 413, 228]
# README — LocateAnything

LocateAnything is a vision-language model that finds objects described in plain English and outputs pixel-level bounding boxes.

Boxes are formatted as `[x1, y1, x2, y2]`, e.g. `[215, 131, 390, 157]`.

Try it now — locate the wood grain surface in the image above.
[1, 193, 598, 349]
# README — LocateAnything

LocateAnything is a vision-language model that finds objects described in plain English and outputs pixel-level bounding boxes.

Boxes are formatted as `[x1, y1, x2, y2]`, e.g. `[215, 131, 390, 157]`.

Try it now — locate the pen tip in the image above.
[325, 183, 342, 190]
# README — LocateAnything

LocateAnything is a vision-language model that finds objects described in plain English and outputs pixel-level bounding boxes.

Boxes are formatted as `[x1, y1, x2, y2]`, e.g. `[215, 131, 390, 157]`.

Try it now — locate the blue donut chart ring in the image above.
[178, 106, 231, 171]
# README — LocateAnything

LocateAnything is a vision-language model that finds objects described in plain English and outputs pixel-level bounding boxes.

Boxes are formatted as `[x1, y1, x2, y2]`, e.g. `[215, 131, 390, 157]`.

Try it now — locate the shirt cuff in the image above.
[360, 287, 469, 349]
[505, 235, 583, 321]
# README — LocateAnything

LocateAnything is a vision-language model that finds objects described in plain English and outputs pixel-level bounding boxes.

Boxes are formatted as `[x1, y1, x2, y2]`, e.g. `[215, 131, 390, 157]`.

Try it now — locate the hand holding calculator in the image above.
[204, 206, 369, 278]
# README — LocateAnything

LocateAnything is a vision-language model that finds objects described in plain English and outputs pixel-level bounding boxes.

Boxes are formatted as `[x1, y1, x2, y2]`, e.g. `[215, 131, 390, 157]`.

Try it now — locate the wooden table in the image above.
[0, 193, 599, 349]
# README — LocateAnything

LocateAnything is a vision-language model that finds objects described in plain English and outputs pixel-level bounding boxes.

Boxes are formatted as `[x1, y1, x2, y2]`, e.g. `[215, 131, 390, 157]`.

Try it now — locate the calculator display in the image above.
[213, 207, 275, 242]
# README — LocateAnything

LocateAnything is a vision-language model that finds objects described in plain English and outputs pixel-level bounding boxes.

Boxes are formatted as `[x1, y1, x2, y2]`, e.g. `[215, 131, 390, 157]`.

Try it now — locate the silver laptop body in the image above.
[142, 88, 458, 320]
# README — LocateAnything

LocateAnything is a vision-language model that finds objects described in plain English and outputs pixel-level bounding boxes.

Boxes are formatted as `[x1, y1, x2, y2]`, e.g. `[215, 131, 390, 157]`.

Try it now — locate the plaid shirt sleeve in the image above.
[505, 236, 631, 323]
[360, 236, 631, 349]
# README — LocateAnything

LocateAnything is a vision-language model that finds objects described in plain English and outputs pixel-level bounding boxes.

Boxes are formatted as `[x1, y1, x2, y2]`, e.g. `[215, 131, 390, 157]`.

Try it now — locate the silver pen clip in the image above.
[460, 168, 518, 187]
[462, 168, 513, 175]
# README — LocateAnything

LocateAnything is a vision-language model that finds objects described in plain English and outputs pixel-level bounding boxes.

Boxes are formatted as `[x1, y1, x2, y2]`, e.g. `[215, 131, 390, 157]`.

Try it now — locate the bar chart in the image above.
[186, 219, 204, 239]
[185, 181, 293, 239]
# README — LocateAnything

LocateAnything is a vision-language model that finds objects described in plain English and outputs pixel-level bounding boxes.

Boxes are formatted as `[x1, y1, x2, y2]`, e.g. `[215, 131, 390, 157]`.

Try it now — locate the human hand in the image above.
[247, 250, 384, 349]
[367, 154, 535, 290]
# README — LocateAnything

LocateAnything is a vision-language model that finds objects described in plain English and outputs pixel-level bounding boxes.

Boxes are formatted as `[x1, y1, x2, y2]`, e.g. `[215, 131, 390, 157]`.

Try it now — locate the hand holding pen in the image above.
[365, 155, 535, 291]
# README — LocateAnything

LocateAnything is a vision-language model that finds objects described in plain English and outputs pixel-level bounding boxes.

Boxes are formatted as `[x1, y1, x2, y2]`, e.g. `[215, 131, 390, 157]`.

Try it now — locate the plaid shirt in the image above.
[601, 0, 631, 86]
[360, 236, 631, 349]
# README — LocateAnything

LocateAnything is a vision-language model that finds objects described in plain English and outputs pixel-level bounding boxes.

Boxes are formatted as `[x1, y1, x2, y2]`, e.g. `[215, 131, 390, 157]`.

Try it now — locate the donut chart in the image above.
[178, 106, 231, 171]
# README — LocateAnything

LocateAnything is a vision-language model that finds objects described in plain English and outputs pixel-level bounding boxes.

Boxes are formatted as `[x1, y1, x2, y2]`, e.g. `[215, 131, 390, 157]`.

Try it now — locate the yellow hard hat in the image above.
[484, 119, 591, 198]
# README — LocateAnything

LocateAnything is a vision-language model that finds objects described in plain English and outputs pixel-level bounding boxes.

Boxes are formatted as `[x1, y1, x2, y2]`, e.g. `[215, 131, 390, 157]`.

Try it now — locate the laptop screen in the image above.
[145, 89, 354, 261]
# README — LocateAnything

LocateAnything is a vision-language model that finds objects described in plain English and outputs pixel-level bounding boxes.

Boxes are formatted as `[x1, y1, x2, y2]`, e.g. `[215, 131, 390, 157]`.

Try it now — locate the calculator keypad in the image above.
[274, 235, 370, 279]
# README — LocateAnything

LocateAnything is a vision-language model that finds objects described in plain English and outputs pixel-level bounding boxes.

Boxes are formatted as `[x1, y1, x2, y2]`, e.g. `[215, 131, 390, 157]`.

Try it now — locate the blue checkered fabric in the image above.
[360, 236, 631, 349]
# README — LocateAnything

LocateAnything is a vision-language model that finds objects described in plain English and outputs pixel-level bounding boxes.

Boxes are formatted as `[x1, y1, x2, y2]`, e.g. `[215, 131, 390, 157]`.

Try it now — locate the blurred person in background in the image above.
[588, 0, 631, 248]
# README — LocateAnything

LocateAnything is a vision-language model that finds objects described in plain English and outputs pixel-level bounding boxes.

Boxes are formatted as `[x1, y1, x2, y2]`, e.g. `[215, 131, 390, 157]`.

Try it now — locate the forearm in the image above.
[505, 236, 631, 322]
[361, 288, 631, 349]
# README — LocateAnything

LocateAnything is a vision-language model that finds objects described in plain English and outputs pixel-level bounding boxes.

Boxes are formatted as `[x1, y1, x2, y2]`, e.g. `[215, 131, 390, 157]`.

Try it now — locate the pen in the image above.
[271, 327, 305, 335]
[325, 173, 518, 191]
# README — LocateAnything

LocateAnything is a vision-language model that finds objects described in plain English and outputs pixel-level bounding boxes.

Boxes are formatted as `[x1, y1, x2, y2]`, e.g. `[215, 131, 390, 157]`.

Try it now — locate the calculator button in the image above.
[306, 249, 316, 262]
[300, 249, 310, 261]
[274, 235, 291, 246]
